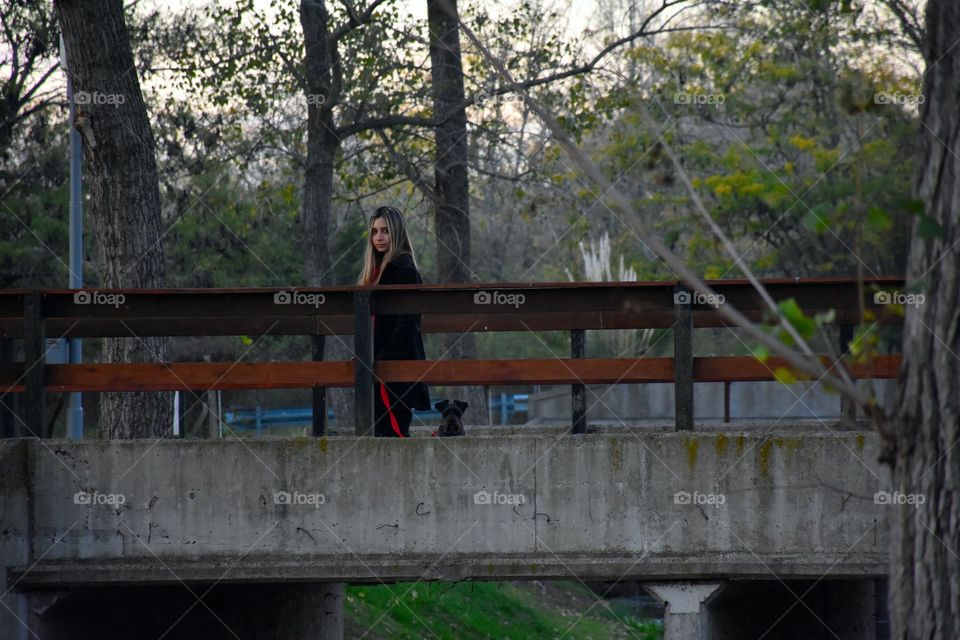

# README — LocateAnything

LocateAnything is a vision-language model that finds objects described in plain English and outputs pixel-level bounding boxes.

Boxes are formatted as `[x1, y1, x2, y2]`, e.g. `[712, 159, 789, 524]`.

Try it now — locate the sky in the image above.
[149, 0, 603, 38]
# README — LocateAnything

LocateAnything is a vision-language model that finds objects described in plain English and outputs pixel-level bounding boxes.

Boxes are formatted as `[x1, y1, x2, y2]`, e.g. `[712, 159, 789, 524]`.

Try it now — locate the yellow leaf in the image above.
[789, 135, 816, 151]
[774, 367, 797, 385]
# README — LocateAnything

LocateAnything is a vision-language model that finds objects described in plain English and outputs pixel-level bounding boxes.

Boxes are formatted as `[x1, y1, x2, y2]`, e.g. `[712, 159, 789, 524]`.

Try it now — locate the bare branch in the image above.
[374, 128, 439, 205]
[880, 0, 924, 51]
[331, 0, 389, 43]
[337, 114, 436, 138]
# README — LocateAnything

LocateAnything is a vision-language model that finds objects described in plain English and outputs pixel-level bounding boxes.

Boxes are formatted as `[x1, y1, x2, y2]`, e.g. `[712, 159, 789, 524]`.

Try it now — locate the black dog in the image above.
[434, 400, 468, 437]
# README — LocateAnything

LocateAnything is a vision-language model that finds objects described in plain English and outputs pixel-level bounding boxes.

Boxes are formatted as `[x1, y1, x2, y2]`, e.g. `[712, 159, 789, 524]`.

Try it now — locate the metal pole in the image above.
[673, 285, 694, 430]
[353, 290, 374, 436]
[61, 35, 84, 440]
[571, 329, 586, 434]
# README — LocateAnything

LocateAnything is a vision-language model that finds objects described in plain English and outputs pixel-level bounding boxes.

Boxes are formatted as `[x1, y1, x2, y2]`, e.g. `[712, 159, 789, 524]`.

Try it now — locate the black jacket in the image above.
[373, 252, 430, 410]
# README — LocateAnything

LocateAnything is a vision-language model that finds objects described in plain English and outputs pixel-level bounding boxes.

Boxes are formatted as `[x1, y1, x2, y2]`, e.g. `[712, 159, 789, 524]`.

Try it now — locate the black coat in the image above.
[373, 252, 430, 410]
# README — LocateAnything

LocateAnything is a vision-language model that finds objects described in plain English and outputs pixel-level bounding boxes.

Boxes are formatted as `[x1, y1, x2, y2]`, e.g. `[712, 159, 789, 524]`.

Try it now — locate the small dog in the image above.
[434, 400, 468, 437]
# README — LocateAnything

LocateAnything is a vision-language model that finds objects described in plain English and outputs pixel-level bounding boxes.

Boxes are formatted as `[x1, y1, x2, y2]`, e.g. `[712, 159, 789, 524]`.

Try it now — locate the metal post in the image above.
[354, 290, 374, 436]
[173, 390, 180, 436]
[0, 338, 15, 437]
[62, 34, 84, 441]
[571, 329, 586, 434]
[486, 385, 493, 426]
[311, 334, 327, 437]
[23, 292, 46, 437]
[67, 77, 84, 440]
[723, 381, 731, 424]
[839, 324, 856, 427]
[673, 285, 694, 431]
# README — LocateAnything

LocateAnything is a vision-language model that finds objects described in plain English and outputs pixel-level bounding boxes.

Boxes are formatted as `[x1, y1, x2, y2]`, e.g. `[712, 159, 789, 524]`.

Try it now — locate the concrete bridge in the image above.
[1, 279, 905, 637]
[2, 426, 892, 638]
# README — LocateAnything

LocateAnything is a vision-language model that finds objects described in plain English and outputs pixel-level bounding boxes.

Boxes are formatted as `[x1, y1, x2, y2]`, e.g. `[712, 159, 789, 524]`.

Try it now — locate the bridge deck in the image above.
[1, 429, 890, 589]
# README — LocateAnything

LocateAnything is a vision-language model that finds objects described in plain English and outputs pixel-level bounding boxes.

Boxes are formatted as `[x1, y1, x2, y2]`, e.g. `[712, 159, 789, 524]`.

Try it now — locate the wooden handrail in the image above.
[0, 277, 908, 436]
[0, 355, 901, 393]
[0, 276, 907, 338]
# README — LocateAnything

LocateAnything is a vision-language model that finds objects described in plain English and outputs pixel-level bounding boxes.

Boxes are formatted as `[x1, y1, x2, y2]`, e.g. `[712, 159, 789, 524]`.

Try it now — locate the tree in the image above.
[0, 0, 61, 161]
[886, 1, 960, 637]
[55, 0, 172, 438]
[427, 0, 471, 284]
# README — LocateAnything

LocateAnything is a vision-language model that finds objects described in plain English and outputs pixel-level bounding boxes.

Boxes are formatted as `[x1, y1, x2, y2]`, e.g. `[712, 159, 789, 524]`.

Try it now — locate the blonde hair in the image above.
[357, 206, 420, 285]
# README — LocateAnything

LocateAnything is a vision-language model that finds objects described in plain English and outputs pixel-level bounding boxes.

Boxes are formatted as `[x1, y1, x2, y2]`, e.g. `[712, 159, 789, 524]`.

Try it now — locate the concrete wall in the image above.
[2, 430, 889, 592]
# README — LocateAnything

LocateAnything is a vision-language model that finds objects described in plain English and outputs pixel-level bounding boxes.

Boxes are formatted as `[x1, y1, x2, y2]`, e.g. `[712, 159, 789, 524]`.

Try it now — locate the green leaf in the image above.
[904, 198, 924, 214]
[751, 345, 770, 363]
[802, 204, 831, 233]
[917, 213, 945, 240]
[778, 298, 816, 339]
[866, 205, 892, 232]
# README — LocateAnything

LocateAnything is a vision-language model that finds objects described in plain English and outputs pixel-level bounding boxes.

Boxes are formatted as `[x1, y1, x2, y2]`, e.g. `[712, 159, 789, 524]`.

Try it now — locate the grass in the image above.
[344, 580, 663, 640]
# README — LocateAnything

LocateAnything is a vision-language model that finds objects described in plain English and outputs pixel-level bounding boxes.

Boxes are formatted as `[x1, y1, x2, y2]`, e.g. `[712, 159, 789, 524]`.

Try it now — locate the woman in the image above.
[358, 206, 430, 437]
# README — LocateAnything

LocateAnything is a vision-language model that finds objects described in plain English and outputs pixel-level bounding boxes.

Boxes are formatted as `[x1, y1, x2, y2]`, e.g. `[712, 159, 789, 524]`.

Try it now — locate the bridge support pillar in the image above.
[645, 581, 724, 640]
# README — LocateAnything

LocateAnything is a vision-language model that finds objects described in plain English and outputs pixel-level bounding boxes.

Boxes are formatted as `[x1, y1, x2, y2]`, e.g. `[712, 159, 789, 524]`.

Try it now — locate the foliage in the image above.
[344, 580, 662, 639]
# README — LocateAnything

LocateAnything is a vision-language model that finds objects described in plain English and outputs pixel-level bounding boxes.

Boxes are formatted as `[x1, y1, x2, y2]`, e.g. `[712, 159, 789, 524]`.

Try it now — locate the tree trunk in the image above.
[427, 0, 471, 283]
[55, 0, 171, 439]
[301, 0, 337, 286]
[427, 0, 485, 422]
[300, 0, 355, 429]
[887, 3, 960, 637]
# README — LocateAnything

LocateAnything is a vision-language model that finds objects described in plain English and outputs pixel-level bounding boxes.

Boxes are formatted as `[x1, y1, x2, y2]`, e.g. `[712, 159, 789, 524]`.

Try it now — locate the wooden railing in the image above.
[0, 276, 906, 436]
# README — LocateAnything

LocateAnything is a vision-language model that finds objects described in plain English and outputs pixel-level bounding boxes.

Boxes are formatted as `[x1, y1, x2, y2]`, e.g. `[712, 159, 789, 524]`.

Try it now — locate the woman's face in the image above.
[371, 217, 390, 254]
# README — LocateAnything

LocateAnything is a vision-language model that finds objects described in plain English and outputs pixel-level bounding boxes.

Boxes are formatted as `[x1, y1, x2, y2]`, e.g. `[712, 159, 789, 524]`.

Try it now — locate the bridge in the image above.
[0, 277, 903, 639]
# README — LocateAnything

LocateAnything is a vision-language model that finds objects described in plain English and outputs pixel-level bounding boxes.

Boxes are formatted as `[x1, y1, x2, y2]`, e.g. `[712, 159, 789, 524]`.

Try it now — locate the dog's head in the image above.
[435, 399, 468, 437]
